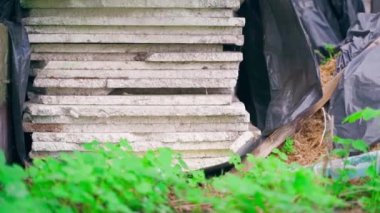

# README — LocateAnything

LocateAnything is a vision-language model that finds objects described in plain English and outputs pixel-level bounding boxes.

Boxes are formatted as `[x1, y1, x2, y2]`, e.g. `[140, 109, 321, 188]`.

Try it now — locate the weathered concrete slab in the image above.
[43, 88, 114, 96]
[24, 17, 245, 27]
[30, 150, 232, 160]
[107, 79, 237, 89]
[24, 114, 249, 125]
[31, 44, 223, 53]
[146, 52, 242, 62]
[41, 88, 234, 96]
[31, 53, 140, 61]
[21, 0, 241, 9]
[184, 157, 230, 170]
[32, 141, 233, 152]
[25, 102, 247, 117]
[229, 131, 255, 153]
[31, 52, 243, 62]
[23, 122, 249, 133]
[29, 95, 232, 105]
[33, 78, 237, 89]
[28, 8, 234, 18]
[27, 26, 241, 36]
[40, 61, 240, 70]
[33, 69, 239, 79]
[28, 34, 244, 45]
[32, 132, 239, 143]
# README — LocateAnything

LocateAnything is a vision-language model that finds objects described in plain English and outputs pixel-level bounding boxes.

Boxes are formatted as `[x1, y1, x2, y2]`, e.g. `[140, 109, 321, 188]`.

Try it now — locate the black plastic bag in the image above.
[330, 13, 380, 148]
[338, 13, 380, 70]
[237, 0, 322, 135]
[0, 0, 31, 164]
[374, 0, 380, 12]
[292, 0, 364, 57]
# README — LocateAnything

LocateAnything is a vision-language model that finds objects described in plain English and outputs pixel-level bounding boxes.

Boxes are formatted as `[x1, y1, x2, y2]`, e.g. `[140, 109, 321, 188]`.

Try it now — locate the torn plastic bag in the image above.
[291, 0, 364, 58]
[330, 45, 380, 148]
[237, 0, 322, 135]
[337, 13, 380, 70]
[0, 0, 31, 164]
[330, 13, 380, 148]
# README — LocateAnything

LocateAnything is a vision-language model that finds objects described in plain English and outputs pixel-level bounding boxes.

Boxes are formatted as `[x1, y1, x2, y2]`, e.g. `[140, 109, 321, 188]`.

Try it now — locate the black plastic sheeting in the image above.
[330, 13, 380, 148]
[0, 0, 31, 164]
[291, 0, 364, 57]
[373, 0, 380, 13]
[237, 0, 323, 136]
[237, 0, 366, 136]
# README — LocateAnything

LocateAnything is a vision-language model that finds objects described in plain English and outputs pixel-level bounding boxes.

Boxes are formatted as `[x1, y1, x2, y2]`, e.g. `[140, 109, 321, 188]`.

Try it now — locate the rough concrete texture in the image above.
[31, 52, 242, 62]
[24, 114, 249, 125]
[32, 132, 240, 143]
[24, 17, 245, 27]
[31, 44, 224, 53]
[29, 95, 233, 105]
[28, 34, 244, 45]
[21, 1, 258, 169]
[146, 52, 243, 62]
[23, 122, 250, 133]
[33, 69, 239, 79]
[41, 88, 235, 96]
[33, 141, 235, 152]
[42, 61, 240, 70]
[25, 102, 247, 117]
[33, 78, 238, 89]
[32, 149, 232, 159]
[28, 8, 234, 18]
[27, 26, 242, 36]
[184, 157, 230, 170]
[21, 0, 241, 9]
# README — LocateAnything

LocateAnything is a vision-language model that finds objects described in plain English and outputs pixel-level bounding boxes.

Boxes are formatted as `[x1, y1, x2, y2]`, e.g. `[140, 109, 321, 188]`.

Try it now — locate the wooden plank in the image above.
[252, 72, 343, 158]
[233, 73, 343, 173]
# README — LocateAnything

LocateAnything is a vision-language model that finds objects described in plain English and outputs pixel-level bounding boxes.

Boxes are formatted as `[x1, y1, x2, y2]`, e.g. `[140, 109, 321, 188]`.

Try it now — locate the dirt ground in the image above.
[284, 59, 337, 165]
[284, 58, 379, 165]
[285, 110, 330, 165]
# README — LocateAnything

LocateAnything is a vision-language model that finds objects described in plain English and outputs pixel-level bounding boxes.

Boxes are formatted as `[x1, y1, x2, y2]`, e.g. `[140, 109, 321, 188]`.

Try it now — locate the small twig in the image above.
[320, 108, 327, 146]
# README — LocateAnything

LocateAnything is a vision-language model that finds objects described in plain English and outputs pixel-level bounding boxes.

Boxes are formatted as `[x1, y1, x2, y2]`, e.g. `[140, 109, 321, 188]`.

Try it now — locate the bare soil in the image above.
[284, 59, 337, 165]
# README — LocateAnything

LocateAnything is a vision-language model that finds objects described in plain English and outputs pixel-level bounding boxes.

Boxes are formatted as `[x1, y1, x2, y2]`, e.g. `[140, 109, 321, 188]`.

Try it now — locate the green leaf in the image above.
[136, 182, 153, 195]
[272, 148, 288, 161]
[343, 108, 380, 124]
[351, 140, 369, 152]
[332, 149, 349, 158]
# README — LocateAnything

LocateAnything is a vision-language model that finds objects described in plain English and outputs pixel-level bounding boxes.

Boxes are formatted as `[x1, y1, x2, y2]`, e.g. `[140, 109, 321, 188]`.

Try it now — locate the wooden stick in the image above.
[235, 72, 343, 172]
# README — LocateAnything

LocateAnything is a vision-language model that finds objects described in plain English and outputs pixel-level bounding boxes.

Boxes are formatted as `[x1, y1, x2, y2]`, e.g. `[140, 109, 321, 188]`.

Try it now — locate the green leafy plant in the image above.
[315, 43, 339, 64]
[330, 108, 380, 212]
[27, 141, 207, 212]
[282, 137, 296, 155]
[0, 151, 48, 213]
[343, 107, 380, 124]
[216, 155, 345, 213]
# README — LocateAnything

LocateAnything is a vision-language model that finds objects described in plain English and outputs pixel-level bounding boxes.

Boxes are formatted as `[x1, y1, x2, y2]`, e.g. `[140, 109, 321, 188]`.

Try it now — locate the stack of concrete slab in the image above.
[21, 0, 259, 170]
